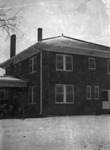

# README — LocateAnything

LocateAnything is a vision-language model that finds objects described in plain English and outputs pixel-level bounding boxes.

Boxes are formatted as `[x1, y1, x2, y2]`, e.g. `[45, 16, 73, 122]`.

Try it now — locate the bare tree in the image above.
[0, 5, 23, 36]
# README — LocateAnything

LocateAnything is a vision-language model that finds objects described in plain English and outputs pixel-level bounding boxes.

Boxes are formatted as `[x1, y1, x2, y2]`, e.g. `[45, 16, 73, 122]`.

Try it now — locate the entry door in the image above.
[102, 90, 110, 109]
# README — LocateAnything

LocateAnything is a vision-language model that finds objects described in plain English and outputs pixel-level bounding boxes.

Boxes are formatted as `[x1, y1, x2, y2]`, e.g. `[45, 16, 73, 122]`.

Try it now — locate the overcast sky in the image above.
[0, 0, 110, 75]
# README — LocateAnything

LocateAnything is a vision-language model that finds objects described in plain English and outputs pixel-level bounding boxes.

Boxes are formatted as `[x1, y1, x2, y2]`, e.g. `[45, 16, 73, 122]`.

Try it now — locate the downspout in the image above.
[40, 51, 42, 115]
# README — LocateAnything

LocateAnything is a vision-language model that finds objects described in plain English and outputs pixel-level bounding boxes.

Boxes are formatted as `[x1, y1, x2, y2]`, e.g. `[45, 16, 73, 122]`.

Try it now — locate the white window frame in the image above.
[94, 86, 99, 100]
[28, 86, 37, 104]
[29, 56, 37, 74]
[88, 57, 96, 70]
[56, 54, 73, 71]
[86, 85, 91, 100]
[107, 60, 110, 75]
[55, 84, 74, 104]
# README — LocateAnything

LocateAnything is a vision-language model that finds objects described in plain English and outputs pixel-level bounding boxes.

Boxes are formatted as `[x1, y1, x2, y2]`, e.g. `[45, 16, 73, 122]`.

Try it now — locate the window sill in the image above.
[56, 69, 73, 72]
[88, 68, 96, 70]
[55, 102, 74, 104]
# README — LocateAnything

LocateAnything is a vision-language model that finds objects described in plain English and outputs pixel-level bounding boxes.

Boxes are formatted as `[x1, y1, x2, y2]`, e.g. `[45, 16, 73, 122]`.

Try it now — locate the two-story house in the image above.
[0, 28, 110, 117]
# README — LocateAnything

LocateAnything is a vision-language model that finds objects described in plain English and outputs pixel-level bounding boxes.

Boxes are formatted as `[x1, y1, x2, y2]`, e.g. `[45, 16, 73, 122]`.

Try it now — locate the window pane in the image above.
[56, 85, 63, 93]
[56, 95, 63, 102]
[14, 65, 17, 76]
[57, 55, 63, 62]
[94, 86, 99, 99]
[56, 55, 63, 70]
[86, 86, 91, 99]
[29, 59, 32, 73]
[102, 91, 108, 101]
[66, 95, 73, 102]
[66, 85, 74, 102]
[33, 57, 37, 72]
[65, 56, 73, 70]
[56, 85, 64, 103]
[66, 56, 72, 63]
[89, 58, 95, 69]
[57, 63, 63, 70]
[19, 63, 21, 73]
[66, 85, 73, 94]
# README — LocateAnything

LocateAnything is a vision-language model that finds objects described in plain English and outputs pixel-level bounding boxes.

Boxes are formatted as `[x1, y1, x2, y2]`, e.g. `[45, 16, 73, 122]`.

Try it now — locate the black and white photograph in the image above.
[0, 0, 110, 149]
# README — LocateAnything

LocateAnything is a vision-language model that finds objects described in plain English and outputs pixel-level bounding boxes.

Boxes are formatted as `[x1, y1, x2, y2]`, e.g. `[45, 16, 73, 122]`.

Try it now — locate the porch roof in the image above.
[0, 76, 28, 87]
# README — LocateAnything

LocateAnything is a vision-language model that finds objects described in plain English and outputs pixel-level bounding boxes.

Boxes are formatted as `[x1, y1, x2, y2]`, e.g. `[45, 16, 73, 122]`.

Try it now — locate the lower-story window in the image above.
[86, 85, 91, 100]
[55, 84, 74, 103]
[94, 86, 99, 100]
[102, 90, 108, 101]
[28, 86, 37, 104]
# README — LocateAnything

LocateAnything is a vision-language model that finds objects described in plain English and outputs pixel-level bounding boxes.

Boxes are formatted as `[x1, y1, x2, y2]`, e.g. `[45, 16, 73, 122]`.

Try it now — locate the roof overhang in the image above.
[0, 44, 41, 68]
[0, 76, 28, 87]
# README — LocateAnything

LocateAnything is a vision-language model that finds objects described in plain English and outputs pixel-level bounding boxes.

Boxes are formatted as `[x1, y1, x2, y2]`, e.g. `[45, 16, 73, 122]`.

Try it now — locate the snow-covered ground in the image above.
[0, 115, 110, 150]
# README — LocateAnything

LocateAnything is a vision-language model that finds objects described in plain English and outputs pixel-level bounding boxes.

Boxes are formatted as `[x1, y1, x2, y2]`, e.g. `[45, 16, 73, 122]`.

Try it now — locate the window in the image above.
[86, 85, 91, 100]
[28, 86, 37, 104]
[0, 89, 8, 99]
[102, 90, 108, 101]
[66, 85, 74, 102]
[19, 63, 21, 73]
[14, 65, 17, 76]
[55, 85, 64, 103]
[56, 54, 73, 71]
[33, 57, 37, 72]
[88, 58, 96, 69]
[107, 60, 110, 74]
[29, 56, 37, 73]
[94, 86, 99, 100]
[55, 84, 74, 103]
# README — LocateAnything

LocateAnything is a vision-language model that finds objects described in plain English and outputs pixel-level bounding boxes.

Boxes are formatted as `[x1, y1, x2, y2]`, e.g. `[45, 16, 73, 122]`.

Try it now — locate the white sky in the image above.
[0, 0, 110, 75]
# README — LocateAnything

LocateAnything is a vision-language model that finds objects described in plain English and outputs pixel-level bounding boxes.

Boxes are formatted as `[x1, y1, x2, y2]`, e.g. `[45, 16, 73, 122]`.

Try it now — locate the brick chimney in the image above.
[10, 34, 16, 58]
[38, 28, 42, 41]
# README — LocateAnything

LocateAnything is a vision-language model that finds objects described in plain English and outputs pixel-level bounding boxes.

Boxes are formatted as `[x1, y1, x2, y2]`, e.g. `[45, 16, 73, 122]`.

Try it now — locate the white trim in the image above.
[88, 57, 96, 70]
[55, 84, 74, 104]
[29, 56, 37, 74]
[56, 54, 73, 72]
[94, 86, 99, 100]
[40, 52, 43, 115]
[86, 85, 91, 100]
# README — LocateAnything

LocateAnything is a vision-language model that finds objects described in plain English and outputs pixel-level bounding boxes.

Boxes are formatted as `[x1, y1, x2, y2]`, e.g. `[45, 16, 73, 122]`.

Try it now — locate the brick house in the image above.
[0, 28, 110, 117]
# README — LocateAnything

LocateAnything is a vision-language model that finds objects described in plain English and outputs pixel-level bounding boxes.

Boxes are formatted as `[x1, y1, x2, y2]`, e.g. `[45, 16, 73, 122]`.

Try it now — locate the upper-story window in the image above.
[55, 84, 74, 103]
[88, 58, 96, 70]
[56, 54, 73, 71]
[107, 60, 110, 74]
[29, 56, 37, 73]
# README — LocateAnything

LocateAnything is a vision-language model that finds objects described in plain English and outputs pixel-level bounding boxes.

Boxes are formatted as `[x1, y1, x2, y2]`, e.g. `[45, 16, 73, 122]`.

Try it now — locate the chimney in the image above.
[10, 34, 16, 58]
[38, 28, 42, 41]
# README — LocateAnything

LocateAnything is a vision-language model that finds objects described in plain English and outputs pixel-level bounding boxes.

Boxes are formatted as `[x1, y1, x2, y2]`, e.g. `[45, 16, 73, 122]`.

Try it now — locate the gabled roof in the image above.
[0, 35, 110, 68]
